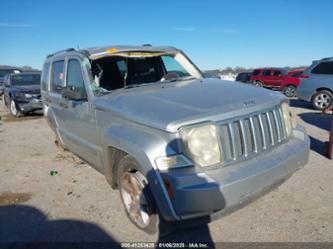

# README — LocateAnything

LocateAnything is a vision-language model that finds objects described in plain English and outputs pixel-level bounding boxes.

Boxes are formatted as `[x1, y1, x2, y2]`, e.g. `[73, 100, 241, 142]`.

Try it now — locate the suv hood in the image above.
[96, 79, 285, 132]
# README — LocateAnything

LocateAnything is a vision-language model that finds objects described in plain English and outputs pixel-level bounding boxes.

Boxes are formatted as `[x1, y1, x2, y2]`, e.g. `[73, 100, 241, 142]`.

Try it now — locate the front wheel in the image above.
[10, 99, 23, 117]
[311, 90, 333, 111]
[283, 85, 297, 98]
[118, 156, 159, 234]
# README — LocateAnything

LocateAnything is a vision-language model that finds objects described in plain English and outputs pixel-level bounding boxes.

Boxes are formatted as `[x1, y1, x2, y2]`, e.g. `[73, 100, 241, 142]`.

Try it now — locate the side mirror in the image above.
[61, 86, 87, 101]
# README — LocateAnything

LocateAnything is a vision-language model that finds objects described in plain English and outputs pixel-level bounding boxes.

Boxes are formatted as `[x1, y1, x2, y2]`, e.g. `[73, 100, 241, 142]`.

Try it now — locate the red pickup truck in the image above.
[250, 68, 303, 97]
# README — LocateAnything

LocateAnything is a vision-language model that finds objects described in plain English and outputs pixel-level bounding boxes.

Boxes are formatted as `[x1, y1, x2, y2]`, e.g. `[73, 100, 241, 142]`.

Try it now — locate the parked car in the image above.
[297, 57, 333, 110]
[235, 72, 252, 83]
[42, 45, 309, 234]
[279, 70, 303, 97]
[3, 71, 42, 117]
[203, 72, 220, 79]
[0, 66, 21, 95]
[250, 68, 288, 88]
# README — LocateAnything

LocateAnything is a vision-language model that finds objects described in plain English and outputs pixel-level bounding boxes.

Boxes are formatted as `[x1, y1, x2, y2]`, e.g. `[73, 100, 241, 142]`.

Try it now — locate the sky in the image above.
[0, 0, 332, 70]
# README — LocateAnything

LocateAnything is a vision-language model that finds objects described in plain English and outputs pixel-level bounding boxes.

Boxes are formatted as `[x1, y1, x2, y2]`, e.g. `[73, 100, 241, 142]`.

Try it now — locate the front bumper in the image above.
[17, 98, 43, 113]
[156, 126, 310, 221]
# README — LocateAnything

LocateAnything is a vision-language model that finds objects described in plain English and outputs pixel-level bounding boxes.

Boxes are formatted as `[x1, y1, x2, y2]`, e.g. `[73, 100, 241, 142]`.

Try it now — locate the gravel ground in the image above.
[0, 97, 332, 244]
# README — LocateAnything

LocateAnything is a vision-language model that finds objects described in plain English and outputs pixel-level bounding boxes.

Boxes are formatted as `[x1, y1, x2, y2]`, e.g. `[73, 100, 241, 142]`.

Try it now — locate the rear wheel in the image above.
[311, 90, 333, 110]
[118, 156, 159, 234]
[283, 85, 297, 97]
[253, 81, 263, 87]
[10, 99, 23, 117]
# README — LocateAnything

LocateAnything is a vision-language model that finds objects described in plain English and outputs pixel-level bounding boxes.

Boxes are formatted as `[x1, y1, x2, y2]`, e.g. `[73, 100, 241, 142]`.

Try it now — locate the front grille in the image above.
[219, 105, 287, 164]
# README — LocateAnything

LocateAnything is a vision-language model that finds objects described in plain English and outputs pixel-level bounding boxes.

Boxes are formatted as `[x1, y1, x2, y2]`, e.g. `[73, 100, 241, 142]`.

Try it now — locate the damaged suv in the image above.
[42, 45, 309, 233]
[4, 71, 42, 117]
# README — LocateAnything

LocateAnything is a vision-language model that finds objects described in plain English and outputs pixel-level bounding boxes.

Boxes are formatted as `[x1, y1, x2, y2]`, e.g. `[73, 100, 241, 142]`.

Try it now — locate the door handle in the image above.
[59, 102, 69, 109]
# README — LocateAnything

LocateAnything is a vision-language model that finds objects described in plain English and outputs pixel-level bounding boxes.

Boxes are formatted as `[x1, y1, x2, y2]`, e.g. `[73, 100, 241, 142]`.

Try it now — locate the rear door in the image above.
[311, 61, 333, 90]
[44, 59, 67, 142]
[262, 69, 272, 86]
[271, 69, 284, 87]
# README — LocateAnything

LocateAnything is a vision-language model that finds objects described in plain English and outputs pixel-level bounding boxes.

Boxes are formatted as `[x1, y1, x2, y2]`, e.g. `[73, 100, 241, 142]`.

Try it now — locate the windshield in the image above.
[11, 74, 41, 86]
[0, 69, 17, 78]
[88, 52, 201, 96]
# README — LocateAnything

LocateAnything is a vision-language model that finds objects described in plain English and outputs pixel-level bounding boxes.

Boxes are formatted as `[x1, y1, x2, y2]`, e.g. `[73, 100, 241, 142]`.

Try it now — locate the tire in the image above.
[311, 90, 333, 111]
[283, 85, 297, 98]
[253, 81, 263, 87]
[117, 155, 159, 234]
[10, 99, 23, 117]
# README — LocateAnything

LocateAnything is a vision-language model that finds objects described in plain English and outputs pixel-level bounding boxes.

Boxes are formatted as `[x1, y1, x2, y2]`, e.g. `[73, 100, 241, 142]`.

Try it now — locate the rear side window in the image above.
[51, 60, 65, 92]
[252, 70, 261, 76]
[67, 59, 85, 92]
[41, 62, 50, 91]
[263, 70, 271, 76]
[291, 71, 302, 77]
[273, 70, 282, 76]
[311, 62, 333, 75]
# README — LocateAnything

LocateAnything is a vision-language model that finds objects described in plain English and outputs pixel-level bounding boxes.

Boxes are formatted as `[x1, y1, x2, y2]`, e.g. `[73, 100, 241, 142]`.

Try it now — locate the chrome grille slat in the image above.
[278, 107, 287, 139]
[239, 120, 248, 157]
[249, 117, 258, 153]
[258, 114, 268, 150]
[227, 123, 237, 160]
[266, 112, 275, 146]
[273, 109, 282, 142]
[219, 105, 288, 166]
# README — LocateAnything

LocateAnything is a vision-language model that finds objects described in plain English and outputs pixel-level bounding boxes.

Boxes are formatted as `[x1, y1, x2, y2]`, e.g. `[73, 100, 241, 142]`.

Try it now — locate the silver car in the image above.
[297, 57, 333, 110]
[42, 45, 309, 234]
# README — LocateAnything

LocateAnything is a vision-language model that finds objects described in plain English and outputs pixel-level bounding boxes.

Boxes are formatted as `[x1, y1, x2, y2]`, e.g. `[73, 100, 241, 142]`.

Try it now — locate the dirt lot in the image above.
[0, 97, 332, 244]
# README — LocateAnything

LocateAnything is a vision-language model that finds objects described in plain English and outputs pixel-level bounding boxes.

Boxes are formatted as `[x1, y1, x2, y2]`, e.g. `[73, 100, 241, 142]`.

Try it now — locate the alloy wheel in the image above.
[314, 93, 332, 109]
[120, 171, 151, 228]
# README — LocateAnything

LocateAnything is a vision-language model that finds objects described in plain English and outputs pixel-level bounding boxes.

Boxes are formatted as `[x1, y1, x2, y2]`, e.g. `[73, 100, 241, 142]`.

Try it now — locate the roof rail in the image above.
[142, 44, 152, 46]
[321, 57, 333, 61]
[47, 48, 76, 58]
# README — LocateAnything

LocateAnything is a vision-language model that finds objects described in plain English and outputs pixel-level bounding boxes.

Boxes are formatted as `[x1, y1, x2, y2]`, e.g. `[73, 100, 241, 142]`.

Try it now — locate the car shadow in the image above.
[307, 135, 329, 157]
[0, 204, 121, 248]
[298, 112, 332, 132]
[289, 99, 313, 110]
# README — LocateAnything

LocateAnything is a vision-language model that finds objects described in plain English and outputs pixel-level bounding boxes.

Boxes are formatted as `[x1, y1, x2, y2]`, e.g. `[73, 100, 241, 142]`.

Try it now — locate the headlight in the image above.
[281, 102, 297, 137]
[24, 93, 32, 98]
[180, 124, 221, 167]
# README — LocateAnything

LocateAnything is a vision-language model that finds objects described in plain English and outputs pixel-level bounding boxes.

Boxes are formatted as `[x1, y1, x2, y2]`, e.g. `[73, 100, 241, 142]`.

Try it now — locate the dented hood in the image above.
[95, 79, 286, 132]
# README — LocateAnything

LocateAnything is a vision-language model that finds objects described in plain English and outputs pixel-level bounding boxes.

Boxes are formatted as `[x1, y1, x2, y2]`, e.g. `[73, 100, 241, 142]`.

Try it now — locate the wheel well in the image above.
[316, 87, 333, 94]
[106, 146, 127, 189]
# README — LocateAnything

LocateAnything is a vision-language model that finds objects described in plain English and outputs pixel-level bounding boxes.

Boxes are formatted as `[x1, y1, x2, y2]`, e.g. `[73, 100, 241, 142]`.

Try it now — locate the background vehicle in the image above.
[0, 66, 21, 95]
[297, 57, 333, 110]
[235, 72, 252, 83]
[42, 45, 309, 234]
[4, 71, 42, 117]
[203, 72, 220, 79]
[250, 68, 288, 88]
[279, 70, 303, 97]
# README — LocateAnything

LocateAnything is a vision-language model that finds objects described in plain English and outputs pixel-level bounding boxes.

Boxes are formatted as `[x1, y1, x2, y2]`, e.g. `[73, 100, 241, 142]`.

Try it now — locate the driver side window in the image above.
[161, 55, 189, 77]
[67, 59, 86, 94]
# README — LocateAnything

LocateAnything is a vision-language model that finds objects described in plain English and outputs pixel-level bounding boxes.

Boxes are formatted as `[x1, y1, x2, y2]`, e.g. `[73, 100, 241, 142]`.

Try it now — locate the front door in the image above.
[57, 58, 101, 169]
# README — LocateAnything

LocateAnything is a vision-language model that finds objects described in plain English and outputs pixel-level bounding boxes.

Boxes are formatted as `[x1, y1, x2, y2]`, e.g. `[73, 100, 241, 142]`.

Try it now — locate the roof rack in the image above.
[46, 48, 76, 58]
